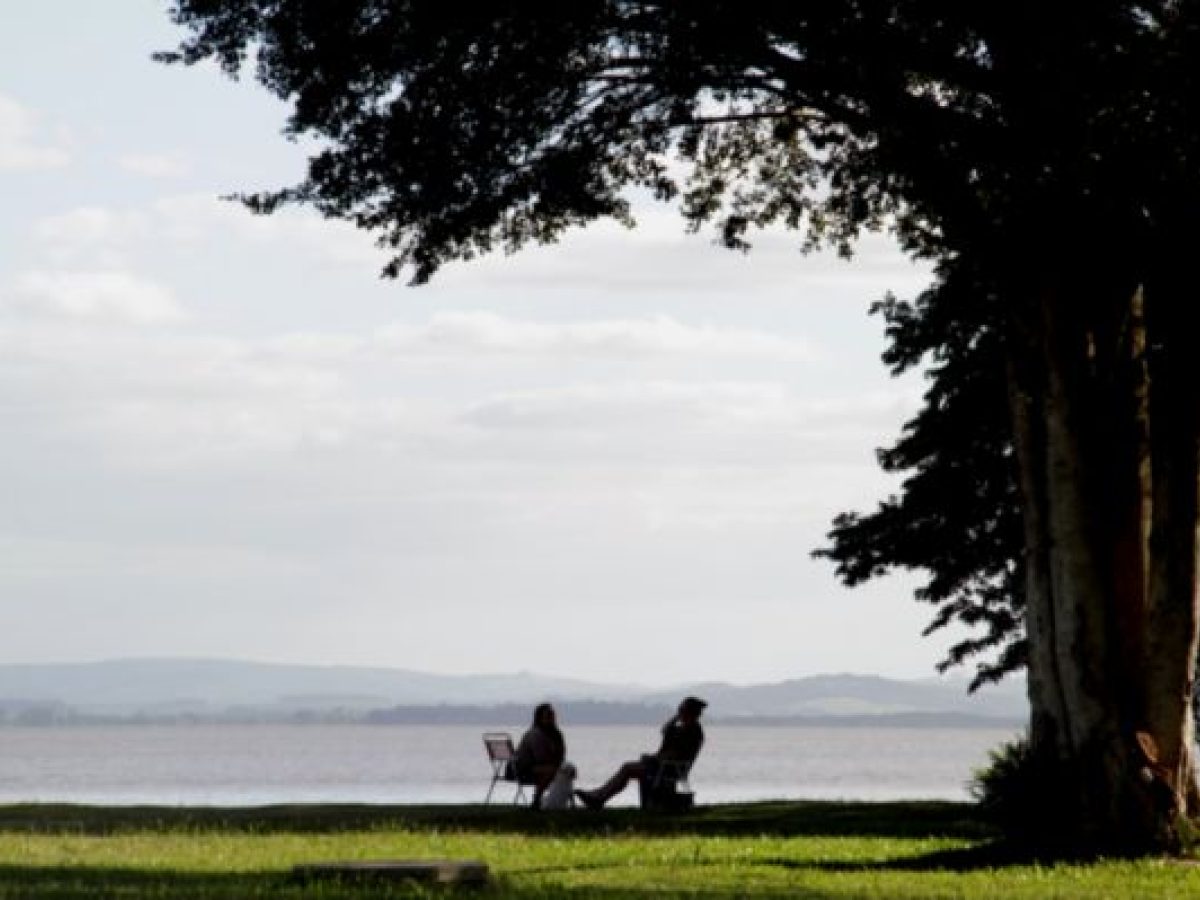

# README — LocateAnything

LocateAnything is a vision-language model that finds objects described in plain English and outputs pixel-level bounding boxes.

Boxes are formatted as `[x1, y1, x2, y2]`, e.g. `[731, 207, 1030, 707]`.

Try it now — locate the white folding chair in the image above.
[482, 732, 531, 804]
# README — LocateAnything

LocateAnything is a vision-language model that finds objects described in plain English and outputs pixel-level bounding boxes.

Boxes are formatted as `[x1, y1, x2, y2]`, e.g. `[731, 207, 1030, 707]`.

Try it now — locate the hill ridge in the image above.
[0, 657, 1025, 721]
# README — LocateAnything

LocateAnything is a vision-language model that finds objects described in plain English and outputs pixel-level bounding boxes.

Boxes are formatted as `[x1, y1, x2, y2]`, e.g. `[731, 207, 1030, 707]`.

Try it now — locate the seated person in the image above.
[514, 702, 566, 809]
[575, 696, 706, 809]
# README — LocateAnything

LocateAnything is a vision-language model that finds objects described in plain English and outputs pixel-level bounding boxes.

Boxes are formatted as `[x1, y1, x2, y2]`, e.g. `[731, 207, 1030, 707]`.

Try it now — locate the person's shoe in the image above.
[574, 789, 602, 810]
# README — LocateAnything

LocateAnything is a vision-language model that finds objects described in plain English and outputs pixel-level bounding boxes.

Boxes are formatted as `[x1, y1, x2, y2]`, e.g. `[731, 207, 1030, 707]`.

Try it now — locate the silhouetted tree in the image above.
[160, 1, 1200, 851]
[816, 262, 1025, 693]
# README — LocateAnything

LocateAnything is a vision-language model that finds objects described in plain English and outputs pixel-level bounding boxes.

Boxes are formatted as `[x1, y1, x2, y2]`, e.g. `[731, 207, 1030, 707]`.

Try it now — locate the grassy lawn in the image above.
[0, 801, 1195, 898]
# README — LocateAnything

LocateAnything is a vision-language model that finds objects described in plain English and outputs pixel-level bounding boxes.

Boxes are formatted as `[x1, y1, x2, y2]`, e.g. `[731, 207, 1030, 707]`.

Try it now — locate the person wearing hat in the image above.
[575, 696, 706, 809]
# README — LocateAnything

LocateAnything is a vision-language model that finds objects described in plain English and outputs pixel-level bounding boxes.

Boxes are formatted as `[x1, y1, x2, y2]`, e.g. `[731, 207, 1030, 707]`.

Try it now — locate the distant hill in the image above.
[0, 658, 1025, 724]
[644, 673, 1025, 720]
[0, 658, 643, 715]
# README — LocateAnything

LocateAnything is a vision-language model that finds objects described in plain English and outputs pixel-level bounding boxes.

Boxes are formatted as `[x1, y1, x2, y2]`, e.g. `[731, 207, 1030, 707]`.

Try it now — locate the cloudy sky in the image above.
[0, 3, 965, 686]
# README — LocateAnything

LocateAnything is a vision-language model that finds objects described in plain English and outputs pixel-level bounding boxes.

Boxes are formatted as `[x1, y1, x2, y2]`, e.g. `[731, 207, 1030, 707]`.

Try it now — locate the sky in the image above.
[0, 2, 967, 687]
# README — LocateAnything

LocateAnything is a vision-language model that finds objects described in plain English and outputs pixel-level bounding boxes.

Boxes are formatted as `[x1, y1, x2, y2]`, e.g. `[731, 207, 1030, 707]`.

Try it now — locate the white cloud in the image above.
[32, 195, 383, 270]
[0, 297, 907, 475]
[0, 94, 69, 171]
[458, 381, 915, 463]
[117, 153, 190, 178]
[27, 192, 931, 305]
[148, 193, 266, 242]
[375, 311, 819, 361]
[6, 270, 185, 325]
[35, 207, 146, 244]
[32, 208, 151, 267]
[34, 198, 225, 252]
[429, 211, 932, 298]
[461, 381, 785, 430]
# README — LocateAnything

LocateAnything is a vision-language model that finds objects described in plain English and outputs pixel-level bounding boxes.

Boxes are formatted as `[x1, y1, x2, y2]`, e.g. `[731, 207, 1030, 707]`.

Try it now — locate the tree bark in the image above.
[1006, 313, 1068, 758]
[1039, 283, 1129, 840]
[1142, 267, 1200, 828]
[1005, 271, 1198, 850]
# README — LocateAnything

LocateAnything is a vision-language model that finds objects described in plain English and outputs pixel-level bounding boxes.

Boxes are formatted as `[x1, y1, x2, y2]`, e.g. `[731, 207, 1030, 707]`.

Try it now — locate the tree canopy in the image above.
[155, 1, 1000, 280]
[158, 3, 1198, 284]
[162, 1, 1200, 851]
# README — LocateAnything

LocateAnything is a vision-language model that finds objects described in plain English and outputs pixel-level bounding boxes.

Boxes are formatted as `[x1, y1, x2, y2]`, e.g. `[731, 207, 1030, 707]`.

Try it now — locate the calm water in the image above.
[0, 723, 1018, 807]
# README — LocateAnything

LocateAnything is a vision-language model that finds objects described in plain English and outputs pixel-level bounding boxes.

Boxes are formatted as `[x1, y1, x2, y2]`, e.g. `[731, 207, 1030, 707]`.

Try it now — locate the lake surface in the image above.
[0, 723, 1019, 807]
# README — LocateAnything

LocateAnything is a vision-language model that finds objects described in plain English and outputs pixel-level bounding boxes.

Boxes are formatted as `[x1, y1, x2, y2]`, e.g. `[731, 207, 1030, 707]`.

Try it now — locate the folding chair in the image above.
[638, 757, 696, 811]
[482, 732, 533, 804]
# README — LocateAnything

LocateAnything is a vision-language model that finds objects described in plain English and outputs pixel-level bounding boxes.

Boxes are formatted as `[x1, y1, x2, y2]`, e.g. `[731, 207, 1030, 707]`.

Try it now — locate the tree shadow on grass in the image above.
[0, 863, 394, 900]
[490, 881, 863, 900]
[0, 863, 858, 900]
[762, 840, 1067, 874]
[0, 800, 994, 841]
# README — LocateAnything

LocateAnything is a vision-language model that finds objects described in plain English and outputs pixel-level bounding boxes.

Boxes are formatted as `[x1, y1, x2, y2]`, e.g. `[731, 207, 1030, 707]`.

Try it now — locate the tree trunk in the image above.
[1142, 265, 1200, 822]
[1007, 312, 1068, 759]
[1006, 272, 1199, 851]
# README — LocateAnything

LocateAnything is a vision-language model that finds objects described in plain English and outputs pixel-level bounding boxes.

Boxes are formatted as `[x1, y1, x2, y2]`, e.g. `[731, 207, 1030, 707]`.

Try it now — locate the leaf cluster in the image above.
[815, 262, 1024, 690]
[158, 1, 975, 281]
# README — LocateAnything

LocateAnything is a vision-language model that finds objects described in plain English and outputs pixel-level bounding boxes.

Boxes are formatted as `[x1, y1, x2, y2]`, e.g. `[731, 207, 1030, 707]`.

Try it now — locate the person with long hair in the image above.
[514, 702, 566, 809]
[574, 697, 706, 809]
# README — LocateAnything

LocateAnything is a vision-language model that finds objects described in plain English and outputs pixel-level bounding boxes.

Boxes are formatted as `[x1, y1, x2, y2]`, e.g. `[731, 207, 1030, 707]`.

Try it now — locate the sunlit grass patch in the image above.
[0, 802, 1193, 899]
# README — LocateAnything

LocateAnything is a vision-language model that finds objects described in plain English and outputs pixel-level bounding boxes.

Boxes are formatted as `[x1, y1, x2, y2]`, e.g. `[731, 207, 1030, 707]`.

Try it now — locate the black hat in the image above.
[681, 696, 708, 714]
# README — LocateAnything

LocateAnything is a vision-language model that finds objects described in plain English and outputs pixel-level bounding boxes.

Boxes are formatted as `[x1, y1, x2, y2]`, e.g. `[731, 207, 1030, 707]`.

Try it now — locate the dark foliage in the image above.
[159, 1, 1049, 282]
[815, 262, 1024, 690]
[969, 736, 1087, 850]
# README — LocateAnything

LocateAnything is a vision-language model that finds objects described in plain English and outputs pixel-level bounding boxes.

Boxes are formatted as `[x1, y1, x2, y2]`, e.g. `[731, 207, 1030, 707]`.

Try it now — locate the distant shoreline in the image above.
[0, 658, 1028, 727]
[0, 707, 1022, 729]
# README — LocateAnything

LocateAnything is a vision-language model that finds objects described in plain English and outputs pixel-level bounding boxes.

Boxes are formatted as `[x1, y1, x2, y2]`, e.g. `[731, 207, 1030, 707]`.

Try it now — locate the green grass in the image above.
[0, 801, 1194, 898]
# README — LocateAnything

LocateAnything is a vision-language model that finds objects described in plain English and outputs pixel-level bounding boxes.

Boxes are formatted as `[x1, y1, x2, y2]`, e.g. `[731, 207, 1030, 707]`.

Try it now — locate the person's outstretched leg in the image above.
[575, 761, 644, 809]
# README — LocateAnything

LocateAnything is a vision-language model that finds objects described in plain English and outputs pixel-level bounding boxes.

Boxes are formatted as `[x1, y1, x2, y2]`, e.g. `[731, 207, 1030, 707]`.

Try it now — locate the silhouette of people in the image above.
[514, 702, 566, 809]
[575, 696, 706, 809]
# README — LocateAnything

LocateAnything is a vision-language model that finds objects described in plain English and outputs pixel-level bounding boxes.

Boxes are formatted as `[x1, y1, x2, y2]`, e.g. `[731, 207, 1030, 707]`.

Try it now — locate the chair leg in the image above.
[485, 775, 498, 805]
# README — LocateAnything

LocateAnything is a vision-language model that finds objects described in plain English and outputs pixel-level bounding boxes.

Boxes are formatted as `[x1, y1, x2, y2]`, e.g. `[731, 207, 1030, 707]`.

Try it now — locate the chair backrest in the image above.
[483, 732, 516, 763]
